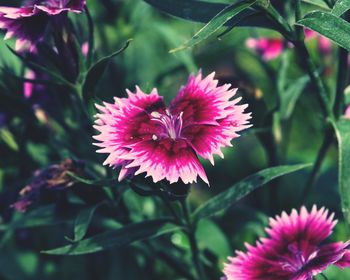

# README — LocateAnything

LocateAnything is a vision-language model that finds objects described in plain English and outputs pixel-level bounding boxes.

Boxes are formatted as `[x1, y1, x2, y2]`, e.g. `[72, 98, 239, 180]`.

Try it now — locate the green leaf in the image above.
[144, 0, 277, 30]
[297, 11, 350, 52]
[332, 119, 350, 223]
[195, 219, 232, 259]
[82, 40, 131, 105]
[6, 45, 73, 88]
[42, 219, 177, 255]
[280, 75, 310, 120]
[170, 0, 256, 52]
[332, 0, 350, 16]
[67, 172, 123, 188]
[68, 203, 104, 242]
[192, 164, 310, 222]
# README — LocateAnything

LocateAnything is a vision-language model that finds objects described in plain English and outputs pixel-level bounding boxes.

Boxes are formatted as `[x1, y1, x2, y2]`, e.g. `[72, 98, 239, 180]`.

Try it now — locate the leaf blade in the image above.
[170, 0, 256, 52]
[332, 0, 350, 16]
[82, 40, 131, 105]
[192, 164, 310, 222]
[332, 119, 350, 223]
[144, 0, 276, 29]
[297, 11, 350, 52]
[42, 218, 177, 255]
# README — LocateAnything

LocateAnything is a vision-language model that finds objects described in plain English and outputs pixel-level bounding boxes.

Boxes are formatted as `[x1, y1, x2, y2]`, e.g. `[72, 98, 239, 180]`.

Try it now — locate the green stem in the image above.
[181, 200, 206, 280]
[294, 41, 333, 119]
[319, 273, 329, 280]
[85, 5, 94, 68]
[301, 130, 333, 202]
[257, 3, 294, 41]
[158, 192, 182, 225]
[334, 47, 349, 118]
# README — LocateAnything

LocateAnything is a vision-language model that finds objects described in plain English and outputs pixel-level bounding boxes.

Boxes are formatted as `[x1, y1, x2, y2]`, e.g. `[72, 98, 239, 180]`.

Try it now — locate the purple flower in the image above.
[223, 206, 350, 280]
[0, 0, 86, 51]
[93, 72, 251, 185]
[12, 159, 84, 212]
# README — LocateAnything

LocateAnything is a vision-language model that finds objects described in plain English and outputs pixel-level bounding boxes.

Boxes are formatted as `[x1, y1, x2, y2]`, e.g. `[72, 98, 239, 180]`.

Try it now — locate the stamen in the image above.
[151, 111, 161, 118]
[150, 110, 183, 140]
[152, 135, 158, 141]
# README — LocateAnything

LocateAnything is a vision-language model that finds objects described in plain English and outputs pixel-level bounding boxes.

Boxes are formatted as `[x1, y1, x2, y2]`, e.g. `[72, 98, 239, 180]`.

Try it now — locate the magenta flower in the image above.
[93, 72, 251, 185]
[0, 0, 85, 51]
[246, 37, 284, 60]
[224, 206, 350, 280]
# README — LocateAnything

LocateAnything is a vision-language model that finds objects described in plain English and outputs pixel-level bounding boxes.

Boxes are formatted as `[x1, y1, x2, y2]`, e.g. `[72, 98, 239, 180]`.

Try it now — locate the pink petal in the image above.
[246, 37, 284, 60]
[345, 105, 350, 119]
[120, 138, 209, 185]
[335, 250, 350, 269]
[171, 72, 251, 164]
[266, 205, 336, 245]
[93, 87, 166, 179]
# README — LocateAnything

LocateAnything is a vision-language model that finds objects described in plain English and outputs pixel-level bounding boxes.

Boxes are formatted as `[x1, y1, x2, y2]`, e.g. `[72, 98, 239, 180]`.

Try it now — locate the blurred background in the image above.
[0, 0, 349, 279]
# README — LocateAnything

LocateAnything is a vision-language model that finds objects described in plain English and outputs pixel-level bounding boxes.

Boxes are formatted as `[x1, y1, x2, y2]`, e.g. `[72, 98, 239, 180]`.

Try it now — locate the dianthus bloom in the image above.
[224, 206, 350, 280]
[0, 0, 86, 51]
[344, 105, 350, 119]
[93, 72, 251, 185]
[246, 37, 284, 60]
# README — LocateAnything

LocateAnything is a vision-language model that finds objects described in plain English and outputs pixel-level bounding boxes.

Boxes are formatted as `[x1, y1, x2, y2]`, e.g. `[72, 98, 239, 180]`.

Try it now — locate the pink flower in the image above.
[93, 72, 251, 185]
[24, 70, 36, 98]
[224, 206, 350, 280]
[81, 41, 89, 57]
[0, 0, 86, 51]
[246, 37, 284, 60]
[345, 105, 350, 119]
[305, 28, 332, 55]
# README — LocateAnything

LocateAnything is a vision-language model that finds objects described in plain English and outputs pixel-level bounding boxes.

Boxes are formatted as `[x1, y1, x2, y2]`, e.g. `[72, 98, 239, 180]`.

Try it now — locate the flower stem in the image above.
[334, 47, 349, 118]
[180, 200, 206, 280]
[301, 129, 333, 202]
[85, 5, 95, 68]
[294, 40, 333, 119]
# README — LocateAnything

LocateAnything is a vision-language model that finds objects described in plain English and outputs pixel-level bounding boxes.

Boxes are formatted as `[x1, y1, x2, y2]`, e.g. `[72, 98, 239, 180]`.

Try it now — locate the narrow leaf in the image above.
[6, 45, 73, 87]
[170, 0, 256, 52]
[297, 11, 350, 52]
[42, 219, 177, 255]
[144, 0, 277, 30]
[192, 164, 310, 222]
[332, 0, 350, 16]
[70, 203, 104, 242]
[67, 172, 122, 188]
[82, 40, 131, 105]
[333, 119, 350, 223]
[280, 75, 309, 120]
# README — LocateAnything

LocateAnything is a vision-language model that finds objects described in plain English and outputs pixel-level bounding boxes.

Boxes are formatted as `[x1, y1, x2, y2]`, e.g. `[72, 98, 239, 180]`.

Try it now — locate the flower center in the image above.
[150, 109, 183, 140]
[279, 243, 318, 275]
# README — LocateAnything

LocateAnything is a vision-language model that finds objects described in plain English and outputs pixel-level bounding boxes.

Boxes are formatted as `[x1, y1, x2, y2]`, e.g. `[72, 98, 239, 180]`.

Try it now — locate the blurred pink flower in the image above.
[247, 29, 332, 61]
[24, 70, 36, 98]
[81, 41, 89, 57]
[93, 72, 251, 185]
[0, 0, 86, 51]
[246, 37, 284, 60]
[224, 206, 350, 280]
[305, 28, 332, 55]
[345, 105, 350, 119]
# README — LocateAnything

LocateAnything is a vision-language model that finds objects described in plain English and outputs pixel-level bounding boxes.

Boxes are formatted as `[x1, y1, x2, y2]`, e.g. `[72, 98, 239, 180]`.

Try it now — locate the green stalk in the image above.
[301, 130, 333, 201]
[334, 46, 349, 118]
[180, 200, 206, 280]
[294, 41, 333, 119]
